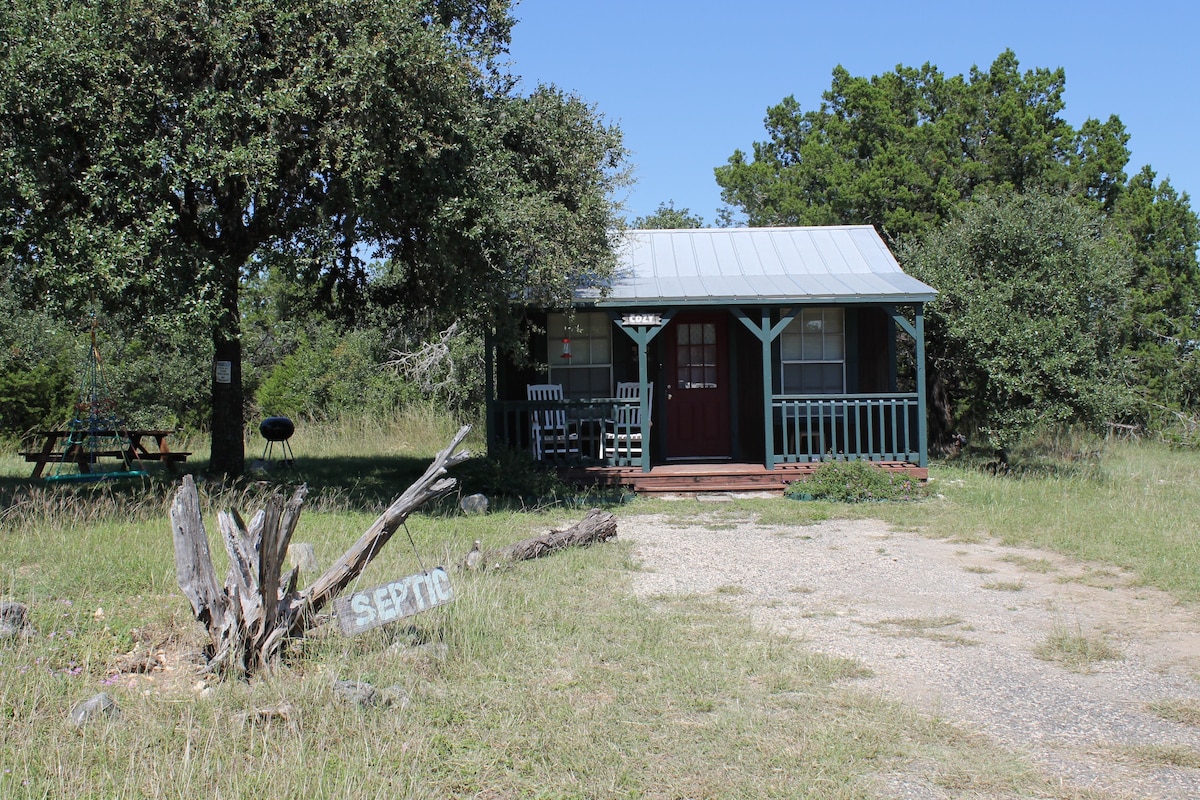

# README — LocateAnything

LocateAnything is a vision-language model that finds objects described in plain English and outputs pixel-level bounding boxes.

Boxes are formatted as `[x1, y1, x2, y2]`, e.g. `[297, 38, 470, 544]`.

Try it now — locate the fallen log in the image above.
[170, 425, 470, 678]
[461, 508, 617, 570]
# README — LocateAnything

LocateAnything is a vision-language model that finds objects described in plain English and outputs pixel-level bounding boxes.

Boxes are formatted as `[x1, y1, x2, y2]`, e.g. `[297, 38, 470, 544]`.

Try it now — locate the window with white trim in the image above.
[548, 312, 612, 398]
[780, 308, 845, 394]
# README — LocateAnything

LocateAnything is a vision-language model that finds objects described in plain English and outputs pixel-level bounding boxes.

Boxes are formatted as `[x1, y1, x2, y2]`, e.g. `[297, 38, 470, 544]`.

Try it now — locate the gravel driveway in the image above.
[623, 509, 1200, 799]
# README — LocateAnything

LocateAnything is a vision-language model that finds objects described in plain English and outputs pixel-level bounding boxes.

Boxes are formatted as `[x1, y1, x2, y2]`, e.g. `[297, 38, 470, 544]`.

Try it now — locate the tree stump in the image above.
[170, 425, 470, 678]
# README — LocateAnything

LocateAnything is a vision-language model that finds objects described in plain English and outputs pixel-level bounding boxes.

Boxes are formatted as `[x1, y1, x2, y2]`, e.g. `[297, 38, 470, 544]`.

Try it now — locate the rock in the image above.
[0, 601, 32, 640]
[69, 693, 120, 727]
[332, 680, 379, 707]
[460, 493, 488, 515]
[332, 680, 410, 710]
[385, 637, 450, 663]
[111, 647, 163, 674]
[463, 540, 483, 570]
[234, 703, 298, 728]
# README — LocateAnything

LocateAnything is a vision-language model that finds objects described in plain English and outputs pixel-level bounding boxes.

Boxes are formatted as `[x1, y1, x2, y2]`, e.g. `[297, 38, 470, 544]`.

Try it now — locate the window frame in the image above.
[779, 307, 846, 395]
[547, 311, 613, 399]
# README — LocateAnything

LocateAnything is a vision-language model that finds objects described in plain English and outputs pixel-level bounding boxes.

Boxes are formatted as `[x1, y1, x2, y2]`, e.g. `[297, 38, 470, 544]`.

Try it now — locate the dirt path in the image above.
[623, 512, 1200, 799]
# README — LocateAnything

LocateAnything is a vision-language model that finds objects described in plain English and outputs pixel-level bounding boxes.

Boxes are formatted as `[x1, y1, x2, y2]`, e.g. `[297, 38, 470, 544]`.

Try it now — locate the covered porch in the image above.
[486, 226, 936, 493]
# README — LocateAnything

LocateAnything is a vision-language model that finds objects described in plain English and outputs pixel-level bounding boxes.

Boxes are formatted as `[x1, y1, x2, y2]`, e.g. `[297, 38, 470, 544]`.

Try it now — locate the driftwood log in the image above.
[461, 508, 617, 570]
[170, 425, 470, 677]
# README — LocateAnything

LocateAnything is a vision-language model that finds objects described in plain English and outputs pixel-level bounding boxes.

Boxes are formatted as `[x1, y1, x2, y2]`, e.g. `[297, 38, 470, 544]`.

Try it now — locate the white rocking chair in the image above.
[603, 381, 651, 463]
[527, 384, 579, 461]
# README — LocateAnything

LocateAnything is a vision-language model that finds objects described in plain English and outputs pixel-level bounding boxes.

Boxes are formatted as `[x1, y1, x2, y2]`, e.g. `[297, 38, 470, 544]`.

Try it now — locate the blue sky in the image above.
[507, 0, 1199, 226]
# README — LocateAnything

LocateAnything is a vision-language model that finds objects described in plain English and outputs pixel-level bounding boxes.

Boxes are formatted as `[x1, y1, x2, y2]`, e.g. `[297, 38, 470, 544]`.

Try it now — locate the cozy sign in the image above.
[333, 567, 454, 636]
[621, 312, 663, 327]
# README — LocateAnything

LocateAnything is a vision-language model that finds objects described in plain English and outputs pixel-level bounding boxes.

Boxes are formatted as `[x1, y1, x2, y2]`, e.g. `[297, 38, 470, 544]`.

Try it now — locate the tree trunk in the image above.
[208, 250, 246, 478]
[209, 335, 245, 478]
[172, 425, 471, 678]
[461, 508, 617, 570]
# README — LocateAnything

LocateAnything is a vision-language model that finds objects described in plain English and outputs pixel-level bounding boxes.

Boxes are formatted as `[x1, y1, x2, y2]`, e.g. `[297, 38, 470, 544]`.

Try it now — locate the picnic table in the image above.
[21, 429, 190, 479]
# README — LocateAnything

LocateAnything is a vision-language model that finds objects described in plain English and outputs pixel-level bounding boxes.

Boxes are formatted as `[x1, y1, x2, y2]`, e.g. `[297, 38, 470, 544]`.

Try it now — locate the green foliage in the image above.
[255, 325, 416, 421]
[902, 192, 1130, 449]
[716, 49, 1199, 442]
[100, 319, 214, 431]
[716, 50, 1124, 240]
[631, 200, 706, 229]
[1111, 166, 1200, 415]
[0, 299, 74, 434]
[0, 0, 627, 474]
[0, 362, 72, 433]
[785, 460, 924, 503]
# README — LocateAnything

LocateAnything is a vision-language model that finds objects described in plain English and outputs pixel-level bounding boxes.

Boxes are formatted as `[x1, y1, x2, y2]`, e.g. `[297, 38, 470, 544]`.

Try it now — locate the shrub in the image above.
[255, 325, 419, 421]
[785, 460, 925, 503]
[0, 361, 74, 433]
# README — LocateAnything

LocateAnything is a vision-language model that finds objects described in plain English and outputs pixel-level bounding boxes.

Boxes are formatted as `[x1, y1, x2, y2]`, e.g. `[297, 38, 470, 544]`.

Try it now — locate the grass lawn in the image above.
[1, 418, 1195, 798]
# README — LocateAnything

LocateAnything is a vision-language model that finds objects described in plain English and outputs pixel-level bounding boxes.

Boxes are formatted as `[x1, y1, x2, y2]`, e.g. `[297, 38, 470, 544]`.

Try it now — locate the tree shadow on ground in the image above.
[0, 450, 631, 520]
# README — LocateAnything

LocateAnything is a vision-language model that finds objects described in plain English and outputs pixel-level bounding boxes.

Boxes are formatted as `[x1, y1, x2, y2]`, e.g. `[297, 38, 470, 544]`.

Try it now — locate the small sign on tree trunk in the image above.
[332, 568, 454, 636]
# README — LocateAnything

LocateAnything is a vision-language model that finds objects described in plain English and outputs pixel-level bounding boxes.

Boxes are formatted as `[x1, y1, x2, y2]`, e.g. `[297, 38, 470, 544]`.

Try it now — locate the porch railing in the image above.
[492, 398, 640, 467]
[772, 393, 920, 465]
[492, 392, 922, 469]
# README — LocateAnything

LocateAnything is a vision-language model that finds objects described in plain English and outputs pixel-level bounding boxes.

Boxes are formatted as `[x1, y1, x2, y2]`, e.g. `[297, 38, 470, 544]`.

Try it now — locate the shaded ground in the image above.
[625, 512, 1200, 799]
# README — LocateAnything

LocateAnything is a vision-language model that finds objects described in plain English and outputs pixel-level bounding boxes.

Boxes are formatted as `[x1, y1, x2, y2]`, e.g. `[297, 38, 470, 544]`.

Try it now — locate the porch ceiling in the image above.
[586, 225, 936, 307]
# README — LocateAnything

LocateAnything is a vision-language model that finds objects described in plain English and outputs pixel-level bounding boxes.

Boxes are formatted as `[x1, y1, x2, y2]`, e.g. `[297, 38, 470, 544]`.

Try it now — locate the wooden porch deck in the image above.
[560, 461, 928, 495]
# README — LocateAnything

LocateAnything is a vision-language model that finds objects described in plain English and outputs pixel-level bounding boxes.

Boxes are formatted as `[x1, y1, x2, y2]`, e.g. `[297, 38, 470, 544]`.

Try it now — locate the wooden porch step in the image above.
[561, 461, 926, 495]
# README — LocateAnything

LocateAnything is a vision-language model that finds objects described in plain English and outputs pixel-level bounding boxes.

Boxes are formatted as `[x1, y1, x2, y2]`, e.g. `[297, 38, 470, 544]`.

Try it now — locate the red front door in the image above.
[664, 313, 731, 459]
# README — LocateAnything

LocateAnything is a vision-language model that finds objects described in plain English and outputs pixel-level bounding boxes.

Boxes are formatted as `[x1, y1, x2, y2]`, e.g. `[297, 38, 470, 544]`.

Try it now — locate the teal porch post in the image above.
[732, 307, 798, 469]
[915, 305, 928, 468]
[611, 312, 671, 473]
[758, 309, 774, 468]
[884, 305, 929, 468]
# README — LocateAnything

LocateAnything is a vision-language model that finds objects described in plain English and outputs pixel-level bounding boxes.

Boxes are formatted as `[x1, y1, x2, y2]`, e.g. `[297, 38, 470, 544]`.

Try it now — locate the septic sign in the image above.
[333, 567, 454, 636]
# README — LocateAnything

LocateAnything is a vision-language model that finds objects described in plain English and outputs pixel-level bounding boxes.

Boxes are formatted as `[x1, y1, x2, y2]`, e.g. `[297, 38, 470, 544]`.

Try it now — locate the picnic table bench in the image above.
[21, 429, 190, 479]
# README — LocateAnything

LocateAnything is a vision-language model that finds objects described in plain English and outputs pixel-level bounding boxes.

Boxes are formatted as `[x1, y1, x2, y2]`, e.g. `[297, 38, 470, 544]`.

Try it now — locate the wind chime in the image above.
[46, 317, 147, 483]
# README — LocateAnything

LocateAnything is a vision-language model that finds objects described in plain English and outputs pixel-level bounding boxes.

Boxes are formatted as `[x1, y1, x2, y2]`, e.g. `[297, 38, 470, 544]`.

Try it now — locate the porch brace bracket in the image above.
[882, 304, 929, 468]
[609, 310, 675, 472]
[732, 307, 800, 469]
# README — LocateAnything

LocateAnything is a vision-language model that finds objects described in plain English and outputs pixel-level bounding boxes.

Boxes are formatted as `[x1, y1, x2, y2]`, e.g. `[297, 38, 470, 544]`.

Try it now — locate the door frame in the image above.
[663, 311, 732, 459]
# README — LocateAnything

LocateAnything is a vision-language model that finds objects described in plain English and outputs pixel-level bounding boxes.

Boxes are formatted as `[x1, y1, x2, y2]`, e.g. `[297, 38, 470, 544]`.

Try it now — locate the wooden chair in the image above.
[527, 384, 579, 461]
[603, 382, 652, 463]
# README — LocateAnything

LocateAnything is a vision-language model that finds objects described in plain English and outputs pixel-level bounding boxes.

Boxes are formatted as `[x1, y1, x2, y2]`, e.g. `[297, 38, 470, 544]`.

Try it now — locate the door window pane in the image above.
[677, 324, 718, 389]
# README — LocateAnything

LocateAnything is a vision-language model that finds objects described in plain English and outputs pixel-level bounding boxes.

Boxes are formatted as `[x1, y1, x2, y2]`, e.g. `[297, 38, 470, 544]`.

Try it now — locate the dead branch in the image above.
[170, 425, 471, 678]
[460, 508, 617, 570]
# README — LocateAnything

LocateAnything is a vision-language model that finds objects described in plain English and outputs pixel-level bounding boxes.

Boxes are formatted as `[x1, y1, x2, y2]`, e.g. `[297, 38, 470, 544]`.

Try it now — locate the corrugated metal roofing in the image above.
[587, 225, 936, 306]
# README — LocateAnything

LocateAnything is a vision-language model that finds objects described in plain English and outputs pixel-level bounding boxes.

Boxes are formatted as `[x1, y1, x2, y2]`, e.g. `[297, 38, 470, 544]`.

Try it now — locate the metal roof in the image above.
[586, 225, 936, 307]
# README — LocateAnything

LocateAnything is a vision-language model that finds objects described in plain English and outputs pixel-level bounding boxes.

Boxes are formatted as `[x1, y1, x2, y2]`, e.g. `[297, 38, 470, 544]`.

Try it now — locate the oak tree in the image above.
[0, 0, 626, 475]
[900, 192, 1129, 449]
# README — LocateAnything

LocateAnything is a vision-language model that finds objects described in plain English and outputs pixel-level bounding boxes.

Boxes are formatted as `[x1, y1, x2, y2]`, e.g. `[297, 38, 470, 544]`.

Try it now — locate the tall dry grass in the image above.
[872, 439, 1200, 601]
[3, 422, 1196, 797]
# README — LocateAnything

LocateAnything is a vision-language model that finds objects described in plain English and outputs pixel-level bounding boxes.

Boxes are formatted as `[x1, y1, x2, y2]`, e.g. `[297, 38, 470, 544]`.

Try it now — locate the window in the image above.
[674, 322, 718, 389]
[548, 312, 612, 398]
[780, 308, 845, 394]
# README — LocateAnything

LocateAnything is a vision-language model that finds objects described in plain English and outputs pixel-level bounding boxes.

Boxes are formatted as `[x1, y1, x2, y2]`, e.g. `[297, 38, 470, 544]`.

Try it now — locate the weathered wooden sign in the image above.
[621, 312, 663, 327]
[333, 567, 454, 636]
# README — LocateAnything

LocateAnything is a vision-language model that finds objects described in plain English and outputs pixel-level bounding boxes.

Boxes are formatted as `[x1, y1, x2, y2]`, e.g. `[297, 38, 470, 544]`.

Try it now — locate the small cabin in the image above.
[486, 225, 936, 493]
